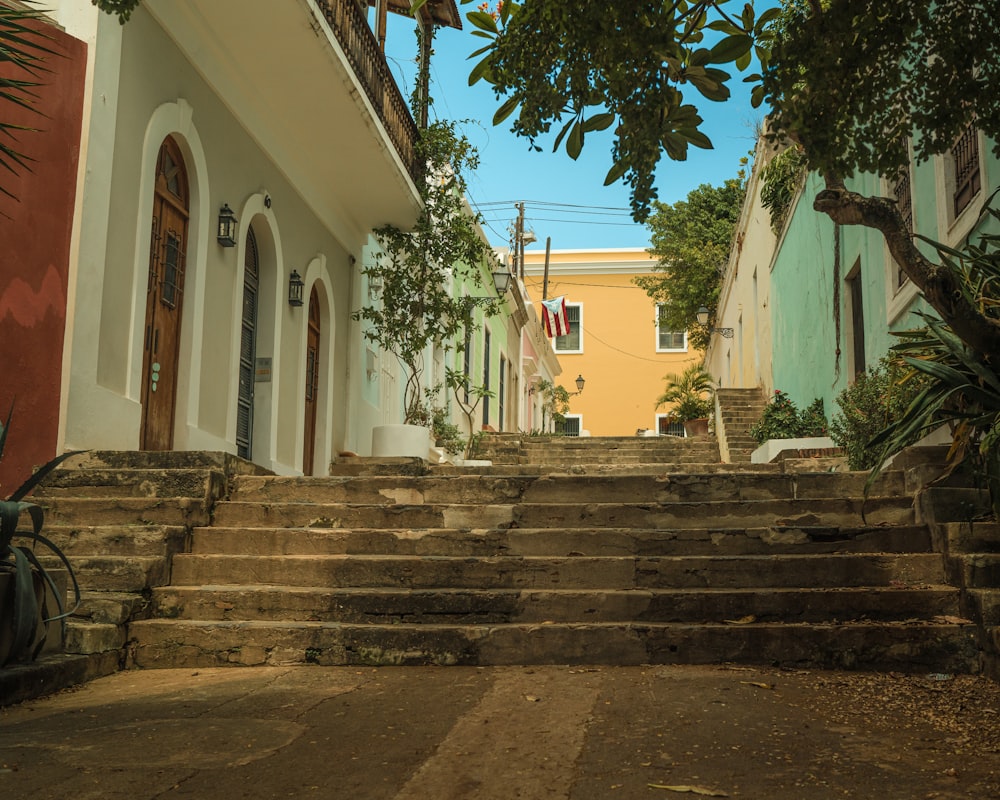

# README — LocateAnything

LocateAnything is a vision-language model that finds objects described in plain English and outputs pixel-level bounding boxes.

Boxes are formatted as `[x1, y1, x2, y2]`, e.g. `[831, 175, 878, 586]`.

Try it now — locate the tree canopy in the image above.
[458, 0, 1000, 354]
[635, 178, 745, 351]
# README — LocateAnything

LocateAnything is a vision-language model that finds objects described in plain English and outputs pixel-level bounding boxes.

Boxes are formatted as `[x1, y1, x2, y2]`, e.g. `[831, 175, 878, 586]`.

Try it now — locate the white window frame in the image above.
[882, 148, 921, 325]
[933, 125, 987, 249]
[655, 413, 686, 437]
[560, 414, 582, 437]
[655, 304, 688, 353]
[553, 302, 583, 354]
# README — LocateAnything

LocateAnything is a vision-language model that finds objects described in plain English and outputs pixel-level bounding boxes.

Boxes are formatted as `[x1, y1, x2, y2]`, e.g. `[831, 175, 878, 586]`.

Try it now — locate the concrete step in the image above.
[190, 524, 933, 558]
[168, 553, 946, 590]
[127, 618, 980, 672]
[151, 584, 961, 624]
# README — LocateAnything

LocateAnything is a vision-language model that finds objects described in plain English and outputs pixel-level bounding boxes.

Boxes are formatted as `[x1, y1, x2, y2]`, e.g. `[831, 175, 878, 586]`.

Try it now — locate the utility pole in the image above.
[542, 236, 551, 300]
[515, 201, 526, 280]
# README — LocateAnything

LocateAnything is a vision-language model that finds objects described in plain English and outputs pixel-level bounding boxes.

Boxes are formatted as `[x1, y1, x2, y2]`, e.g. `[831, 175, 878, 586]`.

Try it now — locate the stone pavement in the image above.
[2, 665, 998, 799]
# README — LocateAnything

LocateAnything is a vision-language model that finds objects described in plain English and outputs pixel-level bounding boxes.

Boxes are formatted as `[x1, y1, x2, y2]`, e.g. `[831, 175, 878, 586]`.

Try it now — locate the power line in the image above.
[480, 215, 642, 228]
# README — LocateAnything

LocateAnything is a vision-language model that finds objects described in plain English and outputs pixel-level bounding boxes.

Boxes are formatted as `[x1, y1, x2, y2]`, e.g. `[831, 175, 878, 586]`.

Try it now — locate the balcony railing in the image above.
[314, 0, 419, 184]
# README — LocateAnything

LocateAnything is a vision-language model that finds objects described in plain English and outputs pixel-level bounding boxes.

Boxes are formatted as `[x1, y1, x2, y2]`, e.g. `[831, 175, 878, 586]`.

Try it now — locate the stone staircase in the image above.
[12, 440, 998, 682]
[112, 450, 984, 673]
[476, 434, 721, 469]
[715, 387, 768, 463]
[28, 451, 267, 671]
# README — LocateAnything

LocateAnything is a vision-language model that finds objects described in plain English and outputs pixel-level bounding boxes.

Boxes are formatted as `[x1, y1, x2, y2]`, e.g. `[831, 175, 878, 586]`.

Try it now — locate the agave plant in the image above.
[0, 405, 81, 666]
[867, 206, 1000, 514]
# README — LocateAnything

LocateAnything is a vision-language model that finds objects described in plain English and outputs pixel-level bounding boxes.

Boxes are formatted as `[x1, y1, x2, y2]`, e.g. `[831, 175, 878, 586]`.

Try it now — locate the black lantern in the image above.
[575, 374, 586, 393]
[492, 269, 513, 295]
[288, 270, 305, 307]
[217, 204, 238, 247]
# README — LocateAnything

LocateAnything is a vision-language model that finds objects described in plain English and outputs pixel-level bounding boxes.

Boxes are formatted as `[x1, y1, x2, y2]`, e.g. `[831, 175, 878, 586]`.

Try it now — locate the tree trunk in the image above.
[812, 179, 1000, 355]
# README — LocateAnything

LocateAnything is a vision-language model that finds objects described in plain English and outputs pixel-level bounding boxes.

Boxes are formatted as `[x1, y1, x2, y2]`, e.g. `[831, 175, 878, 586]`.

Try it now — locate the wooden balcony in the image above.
[315, 0, 418, 184]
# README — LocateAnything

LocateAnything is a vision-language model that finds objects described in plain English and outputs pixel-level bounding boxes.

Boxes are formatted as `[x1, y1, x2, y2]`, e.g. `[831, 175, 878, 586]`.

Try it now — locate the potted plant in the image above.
[353, 120, 498, 456]
[656, 364, 715, 436]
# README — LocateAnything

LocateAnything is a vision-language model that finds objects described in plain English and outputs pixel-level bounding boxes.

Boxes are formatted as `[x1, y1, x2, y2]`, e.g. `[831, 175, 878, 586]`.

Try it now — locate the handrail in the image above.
[314, 0, 419, 185]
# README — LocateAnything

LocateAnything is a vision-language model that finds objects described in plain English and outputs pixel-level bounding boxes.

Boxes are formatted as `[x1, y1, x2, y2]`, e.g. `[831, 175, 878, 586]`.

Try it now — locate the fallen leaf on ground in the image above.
[932, 615, 973, 625]
[648, 785, 729, 797]
[723, 615, 756, 625]
[524, 695, 541, 702]
[739, 681, 772, 689]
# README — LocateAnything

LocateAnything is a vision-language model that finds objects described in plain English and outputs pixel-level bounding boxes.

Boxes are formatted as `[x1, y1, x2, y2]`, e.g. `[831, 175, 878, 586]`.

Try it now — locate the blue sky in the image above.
[383, 13, 764, 251]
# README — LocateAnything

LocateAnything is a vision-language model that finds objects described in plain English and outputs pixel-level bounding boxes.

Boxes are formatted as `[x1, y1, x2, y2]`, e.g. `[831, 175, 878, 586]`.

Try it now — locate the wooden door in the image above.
[236, 228, 259, 459]
[141, 137, 189, 451]
[303, 287, 320, 474]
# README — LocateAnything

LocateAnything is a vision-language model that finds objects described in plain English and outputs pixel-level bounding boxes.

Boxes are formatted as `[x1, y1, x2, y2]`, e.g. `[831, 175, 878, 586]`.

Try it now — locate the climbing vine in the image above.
[758, 144, 805, 235]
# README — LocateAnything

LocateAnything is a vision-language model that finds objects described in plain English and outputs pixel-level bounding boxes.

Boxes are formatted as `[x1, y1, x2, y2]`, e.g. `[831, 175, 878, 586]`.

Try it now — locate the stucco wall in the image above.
[66, 7, 360, 473]
[524, 250, 701, 436]
[0, 19, 87, 491]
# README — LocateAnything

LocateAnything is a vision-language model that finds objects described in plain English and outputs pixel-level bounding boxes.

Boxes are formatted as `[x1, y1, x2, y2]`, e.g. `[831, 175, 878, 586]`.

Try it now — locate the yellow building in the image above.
[522, 248, 702, 436]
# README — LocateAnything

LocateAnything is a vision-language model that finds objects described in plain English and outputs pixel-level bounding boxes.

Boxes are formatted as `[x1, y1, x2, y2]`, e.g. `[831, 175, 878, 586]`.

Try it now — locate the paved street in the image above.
[2, 665, 998, 799]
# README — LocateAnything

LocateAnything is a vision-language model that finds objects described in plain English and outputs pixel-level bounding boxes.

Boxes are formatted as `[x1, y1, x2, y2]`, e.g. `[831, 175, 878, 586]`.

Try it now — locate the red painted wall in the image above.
[0, 18, 87, 495]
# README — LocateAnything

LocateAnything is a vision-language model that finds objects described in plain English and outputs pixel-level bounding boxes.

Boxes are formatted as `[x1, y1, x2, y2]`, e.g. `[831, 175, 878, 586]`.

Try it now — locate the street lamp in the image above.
[492, 269, 513, 295]
[697, 306, 734, 339]
[569, 374, 586, 395]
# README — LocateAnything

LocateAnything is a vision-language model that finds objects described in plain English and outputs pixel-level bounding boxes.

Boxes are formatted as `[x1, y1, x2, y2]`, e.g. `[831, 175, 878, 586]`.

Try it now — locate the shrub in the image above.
[749, 390, 828, 444]
[830, 354, 930, 471]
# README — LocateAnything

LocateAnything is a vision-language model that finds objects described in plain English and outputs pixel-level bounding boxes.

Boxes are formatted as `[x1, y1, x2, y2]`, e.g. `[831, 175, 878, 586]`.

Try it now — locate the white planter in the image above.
[371, 424, 431, 459]
[750, 436, 837, 464]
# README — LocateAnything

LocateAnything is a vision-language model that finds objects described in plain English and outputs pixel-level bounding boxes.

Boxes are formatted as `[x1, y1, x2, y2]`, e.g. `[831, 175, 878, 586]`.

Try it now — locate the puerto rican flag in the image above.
[542, 296, 570, 337]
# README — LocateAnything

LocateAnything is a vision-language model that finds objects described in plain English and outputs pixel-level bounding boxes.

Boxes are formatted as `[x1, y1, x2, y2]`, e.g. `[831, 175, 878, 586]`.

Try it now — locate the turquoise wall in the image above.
[769, 136, 999, 423]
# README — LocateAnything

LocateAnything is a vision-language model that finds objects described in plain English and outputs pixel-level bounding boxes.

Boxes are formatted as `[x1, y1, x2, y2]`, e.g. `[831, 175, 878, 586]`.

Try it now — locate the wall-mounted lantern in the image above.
[288, 270, 305, 307]
[492, 269, 513, 295]
[697, 306, 734, 339]
[217, 204, 238, 247]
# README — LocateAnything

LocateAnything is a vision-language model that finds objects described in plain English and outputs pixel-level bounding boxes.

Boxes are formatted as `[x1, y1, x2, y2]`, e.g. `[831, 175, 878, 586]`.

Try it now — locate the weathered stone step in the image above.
[62, 450, 268, 475]
[65, 621, 127, 655]
[168, 553, 946, 590]
[39, 555, 169, 592]
[37, 497, 210, 527]
[228, 472, 905, 506]
[75, 591, 151, 625]
[36, 468, 225, 501]
[190, 524, 932, 558]
[151, 584, 960, 625]
[128, 618, 979, 672]
[430, 463, 783, 476]
[42, 524, 188, 557]
[209, 497, 914, 530]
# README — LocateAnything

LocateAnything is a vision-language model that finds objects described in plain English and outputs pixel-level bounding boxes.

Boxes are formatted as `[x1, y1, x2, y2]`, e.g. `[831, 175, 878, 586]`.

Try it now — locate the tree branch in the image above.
[813, 179, 1000, 355]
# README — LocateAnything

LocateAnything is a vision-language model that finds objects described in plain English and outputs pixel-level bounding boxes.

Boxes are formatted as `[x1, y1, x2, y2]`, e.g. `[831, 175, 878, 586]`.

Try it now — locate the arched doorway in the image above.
[141, 136, 189, 450]
[236, 227, 260, 459]
[303, 286, 320, 474]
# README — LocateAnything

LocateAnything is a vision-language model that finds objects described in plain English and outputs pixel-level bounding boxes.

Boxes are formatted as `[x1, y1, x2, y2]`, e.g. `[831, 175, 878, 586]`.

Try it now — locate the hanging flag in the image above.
[542, 296, 570, 337]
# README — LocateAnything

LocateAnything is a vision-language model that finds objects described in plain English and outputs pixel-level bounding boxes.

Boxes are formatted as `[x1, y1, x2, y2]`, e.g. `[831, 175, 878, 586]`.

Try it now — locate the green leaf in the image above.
[566, 121, 584, 160]
[750, 84, 766, 108]
[679, 128, 713, 150]
[709, 34, 752, 64]
[467, 10, 499, 33]
[468, 55, 494, 86]
[688, 74, 730, 102]
[735, 48, 752, 72]
[604, 160, 628, 186]
[583, 112, 615, 132]
[492, 95, 520, 124]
